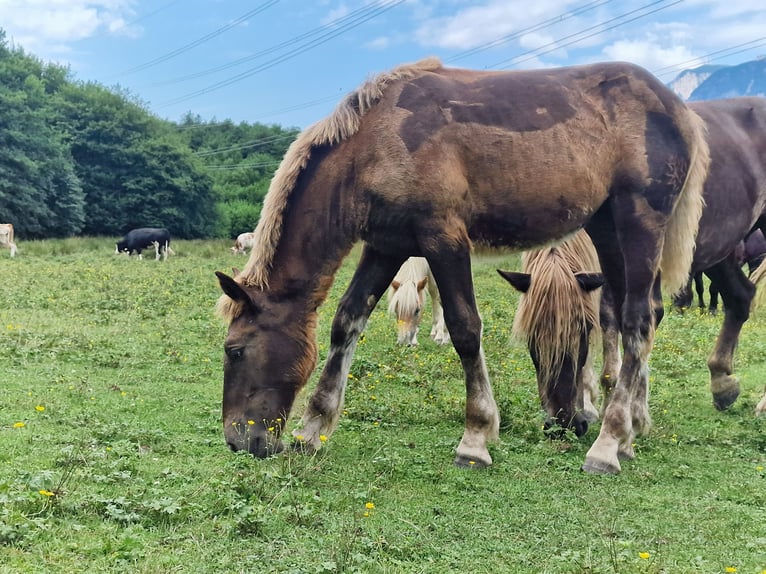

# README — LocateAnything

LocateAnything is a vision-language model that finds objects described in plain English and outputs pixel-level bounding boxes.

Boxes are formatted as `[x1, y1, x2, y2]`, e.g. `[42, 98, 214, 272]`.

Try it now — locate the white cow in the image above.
[0, 224, 17, 257]
[231, 232, 256, 255]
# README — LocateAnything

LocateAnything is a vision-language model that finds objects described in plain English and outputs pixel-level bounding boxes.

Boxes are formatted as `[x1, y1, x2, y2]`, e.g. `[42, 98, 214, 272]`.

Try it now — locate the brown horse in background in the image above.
[215, 57, 709, 474]
[498, 231, 604, 436]
[600, 97, 766, 415]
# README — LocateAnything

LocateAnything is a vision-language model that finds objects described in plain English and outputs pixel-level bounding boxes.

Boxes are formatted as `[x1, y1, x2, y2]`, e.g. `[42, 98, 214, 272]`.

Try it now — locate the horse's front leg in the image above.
[292, 245, 404, 452]
[704, 257, 755, 410]
[425, 236, 499, 467]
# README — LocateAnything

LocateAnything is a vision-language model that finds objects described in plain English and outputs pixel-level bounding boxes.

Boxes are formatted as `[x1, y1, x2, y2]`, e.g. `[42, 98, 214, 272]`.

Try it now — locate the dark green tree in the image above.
[0, 33, 84, 237]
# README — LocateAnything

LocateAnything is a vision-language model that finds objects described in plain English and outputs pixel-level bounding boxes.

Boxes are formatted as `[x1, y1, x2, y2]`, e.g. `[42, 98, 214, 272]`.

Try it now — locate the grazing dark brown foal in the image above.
[215, 57, 709, 474]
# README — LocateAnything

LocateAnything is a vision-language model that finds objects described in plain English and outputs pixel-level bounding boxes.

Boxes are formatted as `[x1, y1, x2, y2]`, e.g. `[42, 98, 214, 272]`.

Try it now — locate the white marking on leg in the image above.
[294, 315, 367, 449]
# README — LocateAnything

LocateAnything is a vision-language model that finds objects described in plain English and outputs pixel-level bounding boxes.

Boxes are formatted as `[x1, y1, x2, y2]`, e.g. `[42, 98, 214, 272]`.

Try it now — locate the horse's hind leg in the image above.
[427, 275, 450, 344]
[584, 201, 665, 474]
[599, 282, 621, 410]
[292, 245, 405, 451]
[704, 256, 755, 410]
[425, 235, 499, 467]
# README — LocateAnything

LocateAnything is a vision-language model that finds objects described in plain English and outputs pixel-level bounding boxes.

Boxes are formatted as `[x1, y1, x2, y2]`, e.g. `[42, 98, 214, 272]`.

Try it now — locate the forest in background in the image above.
[0, 29, 298, 239]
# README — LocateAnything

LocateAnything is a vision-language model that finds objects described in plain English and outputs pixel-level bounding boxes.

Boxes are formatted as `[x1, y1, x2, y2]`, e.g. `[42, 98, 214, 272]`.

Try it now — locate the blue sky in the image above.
[1, 0, 765, 129]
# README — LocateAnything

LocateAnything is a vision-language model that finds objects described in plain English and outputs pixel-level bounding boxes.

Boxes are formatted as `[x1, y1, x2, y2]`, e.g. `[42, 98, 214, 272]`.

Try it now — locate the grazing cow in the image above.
[116, 227, 171, 261]
[0, 224, 17, 257]
[231, 232, 256, 255]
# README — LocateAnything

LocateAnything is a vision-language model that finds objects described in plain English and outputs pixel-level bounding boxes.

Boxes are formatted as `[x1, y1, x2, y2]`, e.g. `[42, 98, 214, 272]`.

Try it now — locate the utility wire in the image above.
[193, 133, 297, 157]
[446, 0, 615, 64]
[152, 0, 399, 87]
[652, 36, 766, 77]
[490, 0, 680, 69]
[120, 0, 280, 76]
[158, 0, 405, 108]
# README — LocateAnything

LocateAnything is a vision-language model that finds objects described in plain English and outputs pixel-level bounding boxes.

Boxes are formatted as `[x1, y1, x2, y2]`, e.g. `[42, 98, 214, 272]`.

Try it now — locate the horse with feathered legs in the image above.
[215, 57, 709, 473]
[388, 257, 449, 346]
[498, 232, 604, 437]
[596, 98, 766, 416]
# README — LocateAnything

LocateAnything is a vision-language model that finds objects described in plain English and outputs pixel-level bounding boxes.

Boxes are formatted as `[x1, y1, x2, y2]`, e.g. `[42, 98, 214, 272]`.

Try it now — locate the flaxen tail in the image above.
[660, 108, 710, 296]
[749, 257, 766, 310]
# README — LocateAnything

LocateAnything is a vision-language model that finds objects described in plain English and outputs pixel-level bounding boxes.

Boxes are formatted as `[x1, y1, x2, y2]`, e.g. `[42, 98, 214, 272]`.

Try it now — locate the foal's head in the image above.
[498, 259, 603, 437]
[387, 276, 428, 345]
[216, 272, 318, 457]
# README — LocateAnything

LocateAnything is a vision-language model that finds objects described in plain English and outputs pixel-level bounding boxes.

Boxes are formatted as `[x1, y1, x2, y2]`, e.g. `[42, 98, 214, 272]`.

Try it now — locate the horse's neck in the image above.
[266, 172, 359, 304]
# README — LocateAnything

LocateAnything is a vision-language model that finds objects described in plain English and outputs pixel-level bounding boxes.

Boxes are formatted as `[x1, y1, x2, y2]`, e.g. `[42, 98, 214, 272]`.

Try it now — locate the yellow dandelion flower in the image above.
[725, 568, 736, 573]
[319, 435, 328, 442]
[39, 490, 55, 497]
[469, 461, 476, 466]
[365, 502, 375, 509]
[295, 434, 304, 441]
[362, 511, 370, 517]
[757, 466, 764, 472]
[247, 420, 255, 426]
[35, 405, 45, 412]
[638, 552, 650, 560]
[267, 426, 275, 433]
[13, 422, 25, 428]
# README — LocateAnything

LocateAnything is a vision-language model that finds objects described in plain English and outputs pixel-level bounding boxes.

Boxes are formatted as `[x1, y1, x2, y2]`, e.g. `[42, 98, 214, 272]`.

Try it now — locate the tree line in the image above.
[0, 29, 298, 239]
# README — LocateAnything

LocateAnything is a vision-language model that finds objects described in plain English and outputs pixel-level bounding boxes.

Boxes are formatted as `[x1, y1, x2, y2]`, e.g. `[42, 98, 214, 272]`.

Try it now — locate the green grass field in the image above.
[1, 239, 765, 573]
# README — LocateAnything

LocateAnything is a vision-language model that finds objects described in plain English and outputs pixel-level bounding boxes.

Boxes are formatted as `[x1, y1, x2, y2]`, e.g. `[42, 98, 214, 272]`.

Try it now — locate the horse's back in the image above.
[353, 61, 698, 249]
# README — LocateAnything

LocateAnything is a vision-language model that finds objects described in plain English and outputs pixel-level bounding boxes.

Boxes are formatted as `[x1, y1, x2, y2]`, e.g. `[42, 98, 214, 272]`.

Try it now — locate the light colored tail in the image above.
[749, 256, 766, 310]
[660, 108, 710, 296]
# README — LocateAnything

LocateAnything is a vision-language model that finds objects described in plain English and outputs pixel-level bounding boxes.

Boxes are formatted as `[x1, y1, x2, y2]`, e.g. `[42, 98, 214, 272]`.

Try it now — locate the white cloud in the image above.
[414, 1, 574, 51]
[364, 36, 390, 50]
[601, 38, 698, 74]
[0, 0, 138, 55]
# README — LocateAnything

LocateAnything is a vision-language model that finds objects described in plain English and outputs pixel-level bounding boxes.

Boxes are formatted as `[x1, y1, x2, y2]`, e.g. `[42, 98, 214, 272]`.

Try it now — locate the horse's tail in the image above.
[660, 108, 710, 297]
[749, 256, 766, 310]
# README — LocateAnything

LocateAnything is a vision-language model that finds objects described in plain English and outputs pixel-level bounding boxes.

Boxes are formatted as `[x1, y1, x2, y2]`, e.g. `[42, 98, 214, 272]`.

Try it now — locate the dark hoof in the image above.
[713, 388, 740, 411]
[581, 457, 620, 475]
[454, 455, 490, 469]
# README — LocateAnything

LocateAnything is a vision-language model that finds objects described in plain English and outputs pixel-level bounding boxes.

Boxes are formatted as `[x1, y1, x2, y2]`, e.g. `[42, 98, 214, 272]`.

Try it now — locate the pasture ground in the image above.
[1, 239, 765, 573]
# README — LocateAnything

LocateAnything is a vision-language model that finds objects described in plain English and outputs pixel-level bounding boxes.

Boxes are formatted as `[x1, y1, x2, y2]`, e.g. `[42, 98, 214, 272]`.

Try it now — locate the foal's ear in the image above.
[215, 271, 260, 314]
[497, 269, 531, 293]
[416, 277, 428, 291]
[391, 280, 401, 290]
[574, 272, 605, 292]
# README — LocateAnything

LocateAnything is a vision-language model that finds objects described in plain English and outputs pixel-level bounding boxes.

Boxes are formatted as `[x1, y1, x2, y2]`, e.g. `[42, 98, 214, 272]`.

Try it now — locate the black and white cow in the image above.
[116, 228, 171, 261]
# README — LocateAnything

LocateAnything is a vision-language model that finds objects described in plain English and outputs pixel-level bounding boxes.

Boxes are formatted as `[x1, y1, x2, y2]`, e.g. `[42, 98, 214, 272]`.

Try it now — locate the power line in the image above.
[652, 36, 766, 78]
[151, 1, 399, 87]
[193, 133, 297, 157]
[158, 0, 405, 108]
[120, 0, 280, 76]
[490, 0, 681, 69]
[446, 0, 615, 64]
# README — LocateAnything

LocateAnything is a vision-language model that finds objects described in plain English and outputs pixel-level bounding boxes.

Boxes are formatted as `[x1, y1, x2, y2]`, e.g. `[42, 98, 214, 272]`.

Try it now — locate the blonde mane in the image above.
[216, 57, 442, 322]
[245, 58, 440, 287]
[512, 231, 602, 387]
[387, 257, 430, 319]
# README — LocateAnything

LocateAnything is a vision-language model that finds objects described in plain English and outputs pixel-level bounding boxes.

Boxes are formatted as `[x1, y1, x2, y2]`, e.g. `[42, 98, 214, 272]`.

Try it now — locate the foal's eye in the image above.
[225, 347, 244, 361]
